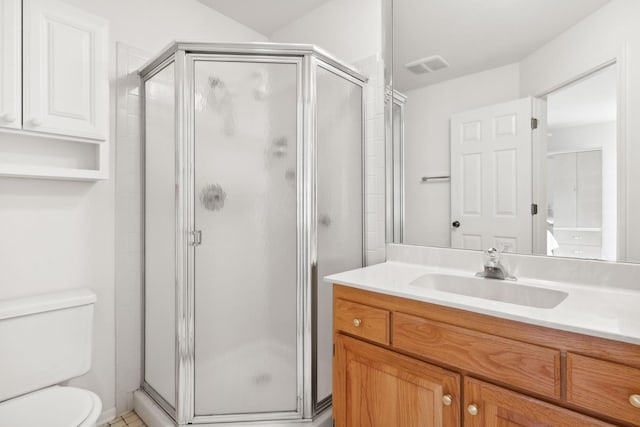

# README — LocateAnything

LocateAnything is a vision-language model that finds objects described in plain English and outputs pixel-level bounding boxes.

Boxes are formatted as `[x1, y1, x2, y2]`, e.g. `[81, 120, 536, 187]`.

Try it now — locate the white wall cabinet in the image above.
[0, 0, 21, 130]
[0, 0, 109, 181]
[23, 0, 108, 140]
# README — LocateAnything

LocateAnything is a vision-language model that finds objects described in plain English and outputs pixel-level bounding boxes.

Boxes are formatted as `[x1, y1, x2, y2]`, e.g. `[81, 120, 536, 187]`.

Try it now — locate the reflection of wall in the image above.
[403, 63, 520, 247]
[270, 0, 381, 63]
[520, 0, 640, 261]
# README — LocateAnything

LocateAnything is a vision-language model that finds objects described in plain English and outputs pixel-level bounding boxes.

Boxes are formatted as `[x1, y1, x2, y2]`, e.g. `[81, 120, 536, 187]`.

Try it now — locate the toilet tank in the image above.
[0, 289, 96, 402]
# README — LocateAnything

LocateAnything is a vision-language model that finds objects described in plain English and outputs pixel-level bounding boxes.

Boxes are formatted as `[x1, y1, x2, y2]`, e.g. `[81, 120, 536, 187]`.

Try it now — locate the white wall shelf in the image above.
[0, 125, 109, 182]
[0, 164, 108, 181]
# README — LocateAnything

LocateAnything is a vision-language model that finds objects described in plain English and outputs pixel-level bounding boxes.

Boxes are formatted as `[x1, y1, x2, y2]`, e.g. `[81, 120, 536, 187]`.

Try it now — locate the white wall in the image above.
[0, 0, 266, 422]
[270, 0, 386, 264]
[402, 63, 520, 247]
[519, 0, 640, 262]
[270, 0, 382, 63]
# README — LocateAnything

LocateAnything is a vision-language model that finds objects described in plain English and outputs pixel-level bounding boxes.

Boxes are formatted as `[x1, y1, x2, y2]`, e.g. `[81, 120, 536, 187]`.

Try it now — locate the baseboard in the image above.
[134, 390, 175, 427]
[97, 407, 117, 426]
[132, 389, 332, 427]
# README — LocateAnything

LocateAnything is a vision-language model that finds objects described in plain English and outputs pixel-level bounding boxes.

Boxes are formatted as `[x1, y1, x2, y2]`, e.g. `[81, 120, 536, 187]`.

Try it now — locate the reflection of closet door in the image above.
[577, 150, 602, 228]
[450, 97, 533, 254]
[550, 150, 602, 228]
[550, 153, 577, 227]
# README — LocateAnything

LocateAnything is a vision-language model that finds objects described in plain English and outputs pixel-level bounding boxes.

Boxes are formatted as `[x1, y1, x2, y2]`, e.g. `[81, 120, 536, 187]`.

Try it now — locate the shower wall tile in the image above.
[115, 43, 150, 414]
[353, 54, 386, 266]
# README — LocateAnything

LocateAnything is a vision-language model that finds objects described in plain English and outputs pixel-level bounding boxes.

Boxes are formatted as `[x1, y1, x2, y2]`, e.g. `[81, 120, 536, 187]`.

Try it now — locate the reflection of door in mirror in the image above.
[392, 0, 636, 262]
[449, 97, 533, 254]
[544, 65, 617, 261]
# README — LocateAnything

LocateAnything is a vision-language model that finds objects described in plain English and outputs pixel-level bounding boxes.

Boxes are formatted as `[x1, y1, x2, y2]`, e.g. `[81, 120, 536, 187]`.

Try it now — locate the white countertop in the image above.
[325, 261, 640, 346]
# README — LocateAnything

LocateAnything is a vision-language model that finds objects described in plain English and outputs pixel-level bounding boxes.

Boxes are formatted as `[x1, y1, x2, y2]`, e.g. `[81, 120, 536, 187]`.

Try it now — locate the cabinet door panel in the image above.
[0, 0, 20, 129]
[464, 377, 615, 427]
[334, 334, 460, 427]
[23, 0, 108, 139]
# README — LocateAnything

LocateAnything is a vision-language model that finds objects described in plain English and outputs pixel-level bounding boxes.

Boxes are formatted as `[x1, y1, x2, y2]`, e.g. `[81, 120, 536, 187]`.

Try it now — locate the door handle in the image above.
[452, 221, 461, 228]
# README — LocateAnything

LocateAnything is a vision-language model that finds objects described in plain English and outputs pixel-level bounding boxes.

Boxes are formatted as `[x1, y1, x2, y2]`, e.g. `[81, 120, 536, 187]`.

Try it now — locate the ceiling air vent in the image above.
[405, 55, 449, 74]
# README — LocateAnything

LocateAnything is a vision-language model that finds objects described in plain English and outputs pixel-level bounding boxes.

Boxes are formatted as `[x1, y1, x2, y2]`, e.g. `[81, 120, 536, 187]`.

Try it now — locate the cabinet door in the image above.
[334, 334, 460, 427]
[0, 0, 20, 129]
[464, 377, 615, 427]
[23, 0, 108, 140]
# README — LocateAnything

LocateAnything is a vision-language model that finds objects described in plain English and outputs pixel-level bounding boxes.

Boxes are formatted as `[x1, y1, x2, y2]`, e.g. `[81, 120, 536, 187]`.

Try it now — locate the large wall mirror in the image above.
[389, 0, 640, 263]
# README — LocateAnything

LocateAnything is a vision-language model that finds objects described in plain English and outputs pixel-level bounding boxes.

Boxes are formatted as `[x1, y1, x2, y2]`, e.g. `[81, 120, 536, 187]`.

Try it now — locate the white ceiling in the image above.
[197, 0, 331, 36]
[394, 0, 611, 91]
[547, 65, 617, 129]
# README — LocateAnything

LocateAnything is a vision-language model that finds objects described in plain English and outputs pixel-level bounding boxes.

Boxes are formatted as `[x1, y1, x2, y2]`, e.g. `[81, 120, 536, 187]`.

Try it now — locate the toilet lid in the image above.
[0, 386, 95, 427]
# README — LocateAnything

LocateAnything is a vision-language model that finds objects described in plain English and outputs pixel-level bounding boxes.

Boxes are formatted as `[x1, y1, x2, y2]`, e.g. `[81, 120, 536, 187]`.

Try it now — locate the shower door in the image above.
[314, 62, 364, 409]
[190, 56, 302, 421]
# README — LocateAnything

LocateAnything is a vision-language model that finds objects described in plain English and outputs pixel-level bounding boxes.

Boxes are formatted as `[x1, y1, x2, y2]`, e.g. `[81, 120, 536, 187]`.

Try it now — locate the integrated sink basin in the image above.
[409, 273, 569, 309]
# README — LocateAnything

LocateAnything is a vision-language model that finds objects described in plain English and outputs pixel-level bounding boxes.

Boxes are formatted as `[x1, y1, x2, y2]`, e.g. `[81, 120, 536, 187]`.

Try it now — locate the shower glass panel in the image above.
[315, 65, 363, 404]
[144, 62, 177, 409]
[193, 59, 299, 416]
[140, 43, 366, 425]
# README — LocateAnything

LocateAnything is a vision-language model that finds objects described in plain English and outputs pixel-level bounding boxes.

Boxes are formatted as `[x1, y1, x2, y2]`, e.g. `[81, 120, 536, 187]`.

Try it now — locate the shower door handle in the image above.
[190, 230, 202, 246]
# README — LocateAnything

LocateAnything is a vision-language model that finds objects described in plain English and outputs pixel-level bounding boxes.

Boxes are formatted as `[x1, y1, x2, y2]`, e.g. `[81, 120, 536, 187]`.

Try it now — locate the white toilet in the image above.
[0, 289, 102, 427]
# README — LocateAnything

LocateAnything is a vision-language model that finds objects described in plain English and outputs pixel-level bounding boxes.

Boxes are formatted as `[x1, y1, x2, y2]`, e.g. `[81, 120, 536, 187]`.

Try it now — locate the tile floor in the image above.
[103, 411, 147, 427]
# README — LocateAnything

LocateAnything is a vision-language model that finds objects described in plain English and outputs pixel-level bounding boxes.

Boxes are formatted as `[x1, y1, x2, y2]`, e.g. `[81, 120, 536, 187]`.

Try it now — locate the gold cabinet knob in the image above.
[442, 394, 452, 406]
[630, 394, 640, 408]
[467, 404, 478, 416]
[352, 318, 362, 327]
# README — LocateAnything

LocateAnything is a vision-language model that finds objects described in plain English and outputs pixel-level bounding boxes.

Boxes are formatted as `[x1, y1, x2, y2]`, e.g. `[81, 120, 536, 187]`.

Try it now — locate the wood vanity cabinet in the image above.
[333, 285, 640, 427]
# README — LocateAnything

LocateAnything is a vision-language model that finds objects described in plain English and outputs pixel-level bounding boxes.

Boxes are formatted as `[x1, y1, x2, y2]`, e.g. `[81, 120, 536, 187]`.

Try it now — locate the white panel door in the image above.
[450, 97, 533, 253]
[23, 0, 108, 140]
[0, 0, 20, 129]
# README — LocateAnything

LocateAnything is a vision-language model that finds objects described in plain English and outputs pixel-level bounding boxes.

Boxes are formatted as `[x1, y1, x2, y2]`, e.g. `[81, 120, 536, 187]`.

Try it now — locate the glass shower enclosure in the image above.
[140, 42, 366, 425]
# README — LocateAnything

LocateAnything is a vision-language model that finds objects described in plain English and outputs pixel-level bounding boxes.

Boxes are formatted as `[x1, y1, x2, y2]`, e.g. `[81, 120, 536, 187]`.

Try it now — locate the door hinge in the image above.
[333, 343, 335, 357]
[531, 117, 539, 130]
[190, 230, 202, 246]
[333, 418, 336, 427]
[531, 204, 538, 215]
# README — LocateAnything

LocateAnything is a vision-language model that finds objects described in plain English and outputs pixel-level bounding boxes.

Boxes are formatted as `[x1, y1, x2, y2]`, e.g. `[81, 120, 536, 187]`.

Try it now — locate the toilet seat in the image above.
[0, 385, 102, 427]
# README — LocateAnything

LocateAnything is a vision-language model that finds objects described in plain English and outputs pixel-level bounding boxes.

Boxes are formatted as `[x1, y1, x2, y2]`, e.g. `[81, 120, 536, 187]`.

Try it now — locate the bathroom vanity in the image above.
[329, 262, 640, 427]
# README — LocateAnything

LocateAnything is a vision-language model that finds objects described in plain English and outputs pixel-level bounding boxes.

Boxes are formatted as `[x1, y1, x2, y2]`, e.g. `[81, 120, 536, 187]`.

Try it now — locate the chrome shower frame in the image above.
[139, 42, 367, 426]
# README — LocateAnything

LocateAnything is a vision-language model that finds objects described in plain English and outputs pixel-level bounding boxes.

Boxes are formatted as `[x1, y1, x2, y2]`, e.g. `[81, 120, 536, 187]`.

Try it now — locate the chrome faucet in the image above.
[476, 248, 515, 280]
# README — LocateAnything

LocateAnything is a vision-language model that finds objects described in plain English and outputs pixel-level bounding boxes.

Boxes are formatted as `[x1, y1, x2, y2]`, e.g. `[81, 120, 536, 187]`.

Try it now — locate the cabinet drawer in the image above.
[567, 353, 640, 425]
[555, 244, 602, 259]
[335, 299, 389, 345]
[393, 312, 561, 399]
[554, 229, 602, 246]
